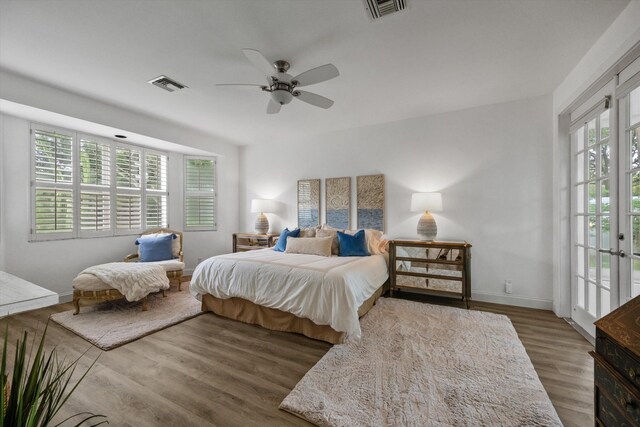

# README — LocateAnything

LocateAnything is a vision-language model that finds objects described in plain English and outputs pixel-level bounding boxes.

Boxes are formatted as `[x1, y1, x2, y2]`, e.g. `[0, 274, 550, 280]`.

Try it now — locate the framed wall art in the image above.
[325, 177, 350, 229]
[297, 179, 320, 228]
[356, 174, 384, 231]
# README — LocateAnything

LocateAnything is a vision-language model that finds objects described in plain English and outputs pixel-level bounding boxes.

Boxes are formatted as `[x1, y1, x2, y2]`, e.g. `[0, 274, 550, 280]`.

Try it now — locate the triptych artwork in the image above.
[296, 174, 384, 231]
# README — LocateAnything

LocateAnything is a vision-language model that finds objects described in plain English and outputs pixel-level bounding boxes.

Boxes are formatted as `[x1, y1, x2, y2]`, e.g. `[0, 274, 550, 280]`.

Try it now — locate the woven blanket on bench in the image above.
[80, 262, 170, 302]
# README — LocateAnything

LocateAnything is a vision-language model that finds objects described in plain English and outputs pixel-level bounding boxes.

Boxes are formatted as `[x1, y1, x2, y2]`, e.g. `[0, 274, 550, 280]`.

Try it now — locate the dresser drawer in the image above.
[395, 273, 463, 294]
[597, 332, 640, 389]
[394, 246, 464, 263]
[594, 356, 640, 425]
[597, 389, 638, 427]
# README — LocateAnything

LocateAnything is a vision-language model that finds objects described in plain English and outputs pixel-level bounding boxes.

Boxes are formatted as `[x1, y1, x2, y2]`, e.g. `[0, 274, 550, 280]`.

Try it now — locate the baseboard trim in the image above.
[472, 292, 553, 310]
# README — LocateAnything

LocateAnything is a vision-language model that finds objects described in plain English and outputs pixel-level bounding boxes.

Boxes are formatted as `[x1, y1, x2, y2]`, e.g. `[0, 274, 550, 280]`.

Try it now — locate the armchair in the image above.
[125, 228, 186, 291]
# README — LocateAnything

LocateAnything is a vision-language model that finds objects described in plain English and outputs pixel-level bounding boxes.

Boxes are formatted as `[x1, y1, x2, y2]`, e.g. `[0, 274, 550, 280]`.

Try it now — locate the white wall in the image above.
[240, 95, 554, 309]
[0, 74, 240, 298]
[0, 113, 6, 271]
[552, 0, 640, 317]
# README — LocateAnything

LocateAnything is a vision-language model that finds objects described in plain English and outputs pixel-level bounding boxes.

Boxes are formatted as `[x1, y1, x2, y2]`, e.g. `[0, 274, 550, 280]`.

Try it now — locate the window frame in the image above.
[29, 122, 170, 241]
[144, 148, 169, 231]
[78, 133, 113, 238]
[183, 155, 217, 232]
[30, 123, 76, 241]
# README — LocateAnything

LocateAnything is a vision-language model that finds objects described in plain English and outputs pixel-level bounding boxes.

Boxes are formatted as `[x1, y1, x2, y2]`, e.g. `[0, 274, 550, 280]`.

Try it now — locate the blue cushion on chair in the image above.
[337, 229, 370, 257]
[135, 233, 175, 262]
[274, 228, 300, 252]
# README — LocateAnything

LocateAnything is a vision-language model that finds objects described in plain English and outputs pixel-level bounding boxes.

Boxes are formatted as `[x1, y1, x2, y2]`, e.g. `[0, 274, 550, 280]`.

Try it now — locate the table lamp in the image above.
[411, 193, 442, 241]
[251, 199, 277, 234]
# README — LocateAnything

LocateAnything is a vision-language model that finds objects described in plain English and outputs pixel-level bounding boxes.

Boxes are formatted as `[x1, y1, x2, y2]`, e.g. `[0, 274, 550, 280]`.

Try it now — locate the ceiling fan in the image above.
[217, 48, 339, 114]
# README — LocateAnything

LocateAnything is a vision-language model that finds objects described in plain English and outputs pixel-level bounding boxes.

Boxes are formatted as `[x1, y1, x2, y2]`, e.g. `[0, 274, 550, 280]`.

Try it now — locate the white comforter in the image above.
[80, 262, 170, 302]
[190, 249, 389, 339]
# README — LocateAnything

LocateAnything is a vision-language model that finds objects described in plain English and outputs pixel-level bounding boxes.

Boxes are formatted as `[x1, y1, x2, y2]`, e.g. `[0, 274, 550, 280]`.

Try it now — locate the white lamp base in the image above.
[417, 211, 437, 241]
[255, 212, 269, 234]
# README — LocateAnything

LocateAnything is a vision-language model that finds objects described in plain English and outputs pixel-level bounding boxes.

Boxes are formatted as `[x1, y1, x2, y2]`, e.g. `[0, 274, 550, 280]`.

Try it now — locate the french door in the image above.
[619, 86, 640, 304]
[572, 106, 616, 335]
[571, 83, 640, 335]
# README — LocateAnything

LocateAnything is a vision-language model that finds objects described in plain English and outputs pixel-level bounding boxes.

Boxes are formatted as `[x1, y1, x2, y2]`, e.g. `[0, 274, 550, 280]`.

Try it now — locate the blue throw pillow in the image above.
[337, 229, 370, 257]
[135, 233, 175, 262]
[274, 228, 300, 252]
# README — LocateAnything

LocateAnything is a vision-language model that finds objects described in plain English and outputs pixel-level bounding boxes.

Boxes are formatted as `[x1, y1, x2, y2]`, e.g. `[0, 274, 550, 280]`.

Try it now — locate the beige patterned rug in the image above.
[50, 287, 202, 351]
[280, 298, 562, 427]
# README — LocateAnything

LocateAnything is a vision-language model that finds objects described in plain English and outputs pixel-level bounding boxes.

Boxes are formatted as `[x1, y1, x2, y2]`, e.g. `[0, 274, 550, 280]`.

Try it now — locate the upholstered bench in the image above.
[72, 263, 170, 315]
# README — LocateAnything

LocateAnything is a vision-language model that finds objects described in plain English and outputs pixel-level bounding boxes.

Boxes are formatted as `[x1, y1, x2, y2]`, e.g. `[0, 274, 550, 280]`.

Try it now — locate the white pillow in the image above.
[285, 236, 333, 257]
[137, 233, 180, 258]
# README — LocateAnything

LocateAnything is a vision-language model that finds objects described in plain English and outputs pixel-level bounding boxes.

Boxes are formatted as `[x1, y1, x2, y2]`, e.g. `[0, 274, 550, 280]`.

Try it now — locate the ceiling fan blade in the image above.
[267, 99, 281, 114]
[292, 64, 339, 87]
[294, 90, 334, 109]
[242, 48, 275, 76]
[215, 84, 265, 87]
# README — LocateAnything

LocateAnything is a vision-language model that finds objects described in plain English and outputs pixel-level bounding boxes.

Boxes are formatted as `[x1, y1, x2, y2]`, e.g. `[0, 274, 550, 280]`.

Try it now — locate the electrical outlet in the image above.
[505, 280, 513, 294]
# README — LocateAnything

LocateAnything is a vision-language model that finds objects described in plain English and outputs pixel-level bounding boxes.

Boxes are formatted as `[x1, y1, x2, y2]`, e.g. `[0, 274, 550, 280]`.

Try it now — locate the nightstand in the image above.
[232, 233, 279, 252]
[389, 239, 472, 308]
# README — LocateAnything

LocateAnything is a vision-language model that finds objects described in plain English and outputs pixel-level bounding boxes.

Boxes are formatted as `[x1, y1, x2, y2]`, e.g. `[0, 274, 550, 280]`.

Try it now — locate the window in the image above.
[30, 123, 169, 240]
[32, 126, 74, 238]
[184, 157, 216, 230]
[79, 135, 111, 236]
[145, 152, 168, 228]
[115, 145, 142, 233]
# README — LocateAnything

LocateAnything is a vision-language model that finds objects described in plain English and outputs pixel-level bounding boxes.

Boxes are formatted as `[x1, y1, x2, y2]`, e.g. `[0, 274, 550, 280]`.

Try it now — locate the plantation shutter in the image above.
[78, 136, 111, 235]
[32, 127, 74, 237]
[115, 146, 143, 233]
[145, 152, 168, 228]
[184, 157, 216, 230]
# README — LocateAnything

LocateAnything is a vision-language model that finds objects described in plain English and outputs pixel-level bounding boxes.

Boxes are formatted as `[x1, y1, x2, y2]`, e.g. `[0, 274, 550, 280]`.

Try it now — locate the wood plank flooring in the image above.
[1, 295, 594, 426]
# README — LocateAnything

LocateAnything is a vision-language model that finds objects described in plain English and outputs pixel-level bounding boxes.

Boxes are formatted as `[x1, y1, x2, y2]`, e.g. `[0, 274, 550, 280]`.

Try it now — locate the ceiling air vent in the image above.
[364, 0, 406, 20]
[148, 75, 188, 92]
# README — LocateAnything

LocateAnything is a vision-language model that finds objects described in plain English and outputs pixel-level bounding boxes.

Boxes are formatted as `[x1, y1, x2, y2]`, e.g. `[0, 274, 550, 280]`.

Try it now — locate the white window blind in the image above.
[116, 147, 141, 189]
[116, 194, 142, 230]
[184, 157, 216, 230]
[30, 123, 170, 240]
[32, 127, 74, 238]
[115, 146, 143, 233]
[145, 152, 168, 228]
[34, 188, 74, 234]
[79, 136, 111, 235]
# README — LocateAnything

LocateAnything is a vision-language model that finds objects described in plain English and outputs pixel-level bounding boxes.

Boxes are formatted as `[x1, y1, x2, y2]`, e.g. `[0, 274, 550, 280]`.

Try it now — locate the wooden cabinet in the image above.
[232, 233, 279, 253]
[389, 239, 472, 308]
[591, 295, 640, 427]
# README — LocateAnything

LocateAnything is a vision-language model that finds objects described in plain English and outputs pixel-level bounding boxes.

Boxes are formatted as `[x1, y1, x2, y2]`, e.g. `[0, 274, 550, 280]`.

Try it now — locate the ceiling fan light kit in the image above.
[217, 48, 339, 114]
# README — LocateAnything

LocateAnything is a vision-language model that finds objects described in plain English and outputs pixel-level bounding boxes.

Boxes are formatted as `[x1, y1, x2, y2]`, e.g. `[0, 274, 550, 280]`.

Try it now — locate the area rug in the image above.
[280, 298, 562, 427]
[50, 288, 202, 351]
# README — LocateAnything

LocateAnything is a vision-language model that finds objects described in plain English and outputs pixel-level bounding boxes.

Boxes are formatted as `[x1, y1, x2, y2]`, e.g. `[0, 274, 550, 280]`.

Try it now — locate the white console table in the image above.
[0, 271, 58, 317]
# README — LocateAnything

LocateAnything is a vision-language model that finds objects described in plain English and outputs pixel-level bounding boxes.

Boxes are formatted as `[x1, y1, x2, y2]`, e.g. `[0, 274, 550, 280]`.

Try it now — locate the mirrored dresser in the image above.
[389, 239, 472, 308]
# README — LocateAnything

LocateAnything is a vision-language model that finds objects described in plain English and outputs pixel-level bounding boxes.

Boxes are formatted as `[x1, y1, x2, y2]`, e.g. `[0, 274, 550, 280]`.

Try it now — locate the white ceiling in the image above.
[0, 0, 630, 146]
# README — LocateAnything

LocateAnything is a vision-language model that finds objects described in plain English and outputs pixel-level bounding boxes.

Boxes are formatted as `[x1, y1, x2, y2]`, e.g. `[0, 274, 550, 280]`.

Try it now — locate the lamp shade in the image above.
[411, 193, 442, 213]
[250, 199, 277, 213]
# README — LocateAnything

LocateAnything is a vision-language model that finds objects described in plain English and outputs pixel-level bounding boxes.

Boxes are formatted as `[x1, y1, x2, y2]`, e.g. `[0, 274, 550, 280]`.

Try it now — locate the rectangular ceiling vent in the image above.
[364, 0, 406, 20]
[148, 75, 188, 92]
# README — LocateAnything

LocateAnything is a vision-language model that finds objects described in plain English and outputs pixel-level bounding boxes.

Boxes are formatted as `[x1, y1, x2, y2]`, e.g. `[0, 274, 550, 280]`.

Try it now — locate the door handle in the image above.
[598, 248, 626, 258]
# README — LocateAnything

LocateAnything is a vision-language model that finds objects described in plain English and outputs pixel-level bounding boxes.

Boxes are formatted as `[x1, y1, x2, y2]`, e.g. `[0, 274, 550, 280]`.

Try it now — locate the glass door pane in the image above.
[572, 106, 616, 335]
[622, 86, 640, 301]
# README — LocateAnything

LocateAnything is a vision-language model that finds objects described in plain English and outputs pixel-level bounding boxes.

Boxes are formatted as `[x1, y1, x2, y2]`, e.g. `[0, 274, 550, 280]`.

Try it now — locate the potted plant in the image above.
[1, 323, 107, 426]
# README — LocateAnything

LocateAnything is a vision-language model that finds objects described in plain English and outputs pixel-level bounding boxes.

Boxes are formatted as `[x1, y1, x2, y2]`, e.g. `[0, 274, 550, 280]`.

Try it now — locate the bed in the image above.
[190, 248, 389, 344]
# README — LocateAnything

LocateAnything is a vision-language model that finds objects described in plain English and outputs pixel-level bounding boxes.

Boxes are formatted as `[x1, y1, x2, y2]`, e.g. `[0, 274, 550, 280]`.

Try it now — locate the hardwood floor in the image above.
[1, 295, 594, 426]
